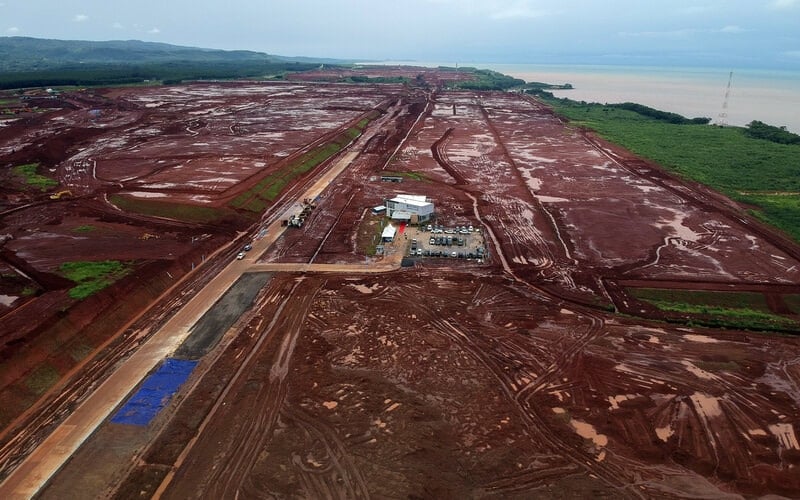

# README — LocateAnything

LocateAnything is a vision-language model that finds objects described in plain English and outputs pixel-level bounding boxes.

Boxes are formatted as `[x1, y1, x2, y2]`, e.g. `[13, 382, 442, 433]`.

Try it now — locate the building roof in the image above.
[381, 224, 397, 238]
[372, 205, 387, 212]
[395, 194, 428, 203]
[389, 194, 432, 208]
[390, 211, 412, 220]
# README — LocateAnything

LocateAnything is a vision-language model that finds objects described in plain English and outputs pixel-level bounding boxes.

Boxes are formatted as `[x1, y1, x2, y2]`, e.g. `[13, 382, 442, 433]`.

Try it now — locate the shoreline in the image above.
[367, 61, 800, 133]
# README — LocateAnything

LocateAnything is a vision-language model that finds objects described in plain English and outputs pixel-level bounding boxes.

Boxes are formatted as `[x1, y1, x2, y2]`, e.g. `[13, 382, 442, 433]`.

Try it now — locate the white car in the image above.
[236, 252, 245, 260]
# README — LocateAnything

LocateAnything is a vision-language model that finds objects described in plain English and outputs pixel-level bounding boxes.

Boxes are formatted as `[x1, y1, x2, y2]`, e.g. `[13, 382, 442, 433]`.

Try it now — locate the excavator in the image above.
[49, 190, 72, 200]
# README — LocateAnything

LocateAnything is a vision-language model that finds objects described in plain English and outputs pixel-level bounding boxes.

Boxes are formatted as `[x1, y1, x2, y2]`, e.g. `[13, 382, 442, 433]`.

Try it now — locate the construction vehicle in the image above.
[49, 190, 72, 200]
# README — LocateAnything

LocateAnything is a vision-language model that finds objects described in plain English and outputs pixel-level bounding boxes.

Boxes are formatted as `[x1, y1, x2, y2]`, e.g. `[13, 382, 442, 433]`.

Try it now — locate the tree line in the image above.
[0, 61, 319, 89]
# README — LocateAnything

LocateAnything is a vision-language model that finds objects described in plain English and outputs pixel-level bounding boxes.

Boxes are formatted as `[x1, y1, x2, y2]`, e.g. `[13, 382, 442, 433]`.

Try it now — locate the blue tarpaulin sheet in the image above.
[111, 358, 197, 426]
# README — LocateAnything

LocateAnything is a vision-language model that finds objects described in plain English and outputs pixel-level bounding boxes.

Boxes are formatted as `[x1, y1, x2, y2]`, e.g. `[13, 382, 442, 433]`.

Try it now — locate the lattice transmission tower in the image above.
[717, 71, 733, 126]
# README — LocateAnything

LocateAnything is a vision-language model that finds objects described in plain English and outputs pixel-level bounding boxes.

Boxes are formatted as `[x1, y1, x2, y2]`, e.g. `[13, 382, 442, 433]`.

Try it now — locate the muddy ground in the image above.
[2, 69, 800, 498]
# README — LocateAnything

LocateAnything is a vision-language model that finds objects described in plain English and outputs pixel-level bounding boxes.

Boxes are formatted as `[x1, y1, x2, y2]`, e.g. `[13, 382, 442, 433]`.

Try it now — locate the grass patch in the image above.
[73, 224, 96, 232]
[12, 162, 58, 191]
[109, 195, 230, 223]
[60, 260, 131, 299]
[382, 170, 428, 181]
[697, 360, 740, 372]
[21, 286, 37, 296]
[355, 216, 389, 256]
[785, 294, 800, 315]
[25, 364, 60, 395]
[68, 342, 95, 363]
[541, 97, 800, 242]
[552, 408, 571, 424]
[742, 194, 800, 242]
[231, 113, 378, 213]
[628, 287, 797, 331]
[628, 288, 771, 312]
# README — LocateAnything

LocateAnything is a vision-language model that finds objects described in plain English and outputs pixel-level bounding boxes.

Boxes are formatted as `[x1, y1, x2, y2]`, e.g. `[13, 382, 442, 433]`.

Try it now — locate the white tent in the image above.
[381, 224, 397, 242]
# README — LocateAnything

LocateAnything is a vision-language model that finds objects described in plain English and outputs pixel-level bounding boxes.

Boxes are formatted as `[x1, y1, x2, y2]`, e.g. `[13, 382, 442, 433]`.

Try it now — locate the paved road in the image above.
[0, 146, 400, 498]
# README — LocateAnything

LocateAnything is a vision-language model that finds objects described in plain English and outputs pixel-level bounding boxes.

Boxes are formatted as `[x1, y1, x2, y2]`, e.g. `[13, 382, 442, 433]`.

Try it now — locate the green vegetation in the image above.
[540, 96, 800, 241]
[628, 287, 797, 331]
[68, 343, 94, 363]
[12, 163, 58, 190]
[356, 217, 388, 257]
[231, 142, 342, 212]
[0, 37, 342, 88]
[59, 260, 131, 300]
[744, 120, 800, 145]
[25, 364, 60, 395]
[609, 102, 710, 124]
[73, 225, 96, 232]
[448, 68, 525, 91]
[109, 195, 231, 224]
[0, 61, 324, 89]
[230, 113, 378, 214]
[785, 294, 800, 315]
[381, 171, 428, 181]
[697, 360, 740, 372]
[629, 288, 772, 311]
[343, 75, 410, 85]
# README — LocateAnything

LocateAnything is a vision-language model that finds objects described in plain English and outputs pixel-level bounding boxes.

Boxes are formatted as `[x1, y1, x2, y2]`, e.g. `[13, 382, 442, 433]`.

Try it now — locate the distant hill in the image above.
[0, 37, 341, 73]
[0, 37, 347, 88]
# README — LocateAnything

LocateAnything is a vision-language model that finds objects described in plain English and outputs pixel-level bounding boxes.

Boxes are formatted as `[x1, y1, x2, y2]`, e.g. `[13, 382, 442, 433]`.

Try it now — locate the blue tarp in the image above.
[111, 358, 197, 426]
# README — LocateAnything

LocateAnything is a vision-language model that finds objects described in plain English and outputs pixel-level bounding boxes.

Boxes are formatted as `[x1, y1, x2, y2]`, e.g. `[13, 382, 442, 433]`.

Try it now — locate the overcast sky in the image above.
[3, 0, 800, 68]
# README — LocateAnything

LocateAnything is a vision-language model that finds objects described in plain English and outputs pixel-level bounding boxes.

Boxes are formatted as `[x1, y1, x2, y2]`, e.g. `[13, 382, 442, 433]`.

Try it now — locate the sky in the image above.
[2, 0, 800, 69]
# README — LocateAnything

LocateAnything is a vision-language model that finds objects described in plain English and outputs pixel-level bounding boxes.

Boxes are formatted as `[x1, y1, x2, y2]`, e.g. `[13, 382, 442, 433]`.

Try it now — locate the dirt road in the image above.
[0, 140, 380, 500]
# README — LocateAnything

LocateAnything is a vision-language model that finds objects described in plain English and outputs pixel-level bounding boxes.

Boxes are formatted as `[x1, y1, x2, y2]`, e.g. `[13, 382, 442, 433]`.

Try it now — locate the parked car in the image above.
[236, 252, 246, 260]
[243, 243, 253, 251]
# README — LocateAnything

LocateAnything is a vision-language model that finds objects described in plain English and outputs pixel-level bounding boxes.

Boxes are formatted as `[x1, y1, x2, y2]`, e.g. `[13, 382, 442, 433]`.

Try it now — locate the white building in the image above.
[385, 194, 434, 223]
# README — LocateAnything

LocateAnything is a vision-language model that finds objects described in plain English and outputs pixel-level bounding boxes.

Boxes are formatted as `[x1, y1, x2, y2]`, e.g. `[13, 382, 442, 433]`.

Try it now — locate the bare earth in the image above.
[0, 68, 799, 499]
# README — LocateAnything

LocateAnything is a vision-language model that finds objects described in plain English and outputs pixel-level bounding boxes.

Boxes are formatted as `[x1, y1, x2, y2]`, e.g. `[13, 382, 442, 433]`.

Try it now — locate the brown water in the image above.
[484, 63, 800, 133]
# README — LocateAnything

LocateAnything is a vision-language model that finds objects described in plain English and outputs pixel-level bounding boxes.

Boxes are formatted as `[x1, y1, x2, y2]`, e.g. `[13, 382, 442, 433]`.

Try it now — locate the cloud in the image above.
[770, 0, 798, 9]
[73, 14, 89, 23]
[7, 26, 19, 34]
[719, 25, 745, 33]
[112, 22, 124, 29]
[148, 27, 161, 34]
[784, 50, 800, 58]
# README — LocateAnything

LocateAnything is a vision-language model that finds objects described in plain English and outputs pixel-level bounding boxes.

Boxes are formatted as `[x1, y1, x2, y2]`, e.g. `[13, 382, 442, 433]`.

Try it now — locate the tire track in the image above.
[159, 278, 324, 499]
[281, 406, 370, 499]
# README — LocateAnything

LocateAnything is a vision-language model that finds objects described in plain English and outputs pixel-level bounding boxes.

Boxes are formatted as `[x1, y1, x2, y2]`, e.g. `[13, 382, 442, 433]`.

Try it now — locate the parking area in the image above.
[403, 223, 487, 261]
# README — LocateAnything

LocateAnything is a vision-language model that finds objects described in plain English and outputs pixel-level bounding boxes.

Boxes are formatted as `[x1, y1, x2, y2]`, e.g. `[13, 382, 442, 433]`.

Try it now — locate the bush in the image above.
[744, 120, 800, 145]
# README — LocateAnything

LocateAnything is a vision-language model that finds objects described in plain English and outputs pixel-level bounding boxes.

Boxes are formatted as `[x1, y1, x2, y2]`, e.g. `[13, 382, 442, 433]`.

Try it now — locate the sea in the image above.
[371, 62, 800, 133]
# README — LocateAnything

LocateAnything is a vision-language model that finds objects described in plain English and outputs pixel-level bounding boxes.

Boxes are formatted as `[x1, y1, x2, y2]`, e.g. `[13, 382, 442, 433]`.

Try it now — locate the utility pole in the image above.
[717, 71, 733, 126]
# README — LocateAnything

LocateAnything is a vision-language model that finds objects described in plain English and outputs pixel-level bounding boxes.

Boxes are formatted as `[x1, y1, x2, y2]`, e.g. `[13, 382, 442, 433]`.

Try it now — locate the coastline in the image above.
[368, 61, 800, 133]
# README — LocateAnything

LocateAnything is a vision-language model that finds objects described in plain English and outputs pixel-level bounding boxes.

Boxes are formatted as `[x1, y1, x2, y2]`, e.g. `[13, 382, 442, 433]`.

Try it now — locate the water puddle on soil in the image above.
[0, 294, 18, 306]
[769, 423, 800, 450]
[571, 419, 608, 449]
